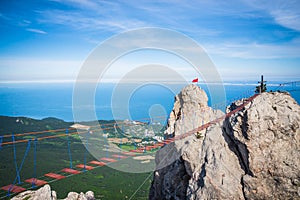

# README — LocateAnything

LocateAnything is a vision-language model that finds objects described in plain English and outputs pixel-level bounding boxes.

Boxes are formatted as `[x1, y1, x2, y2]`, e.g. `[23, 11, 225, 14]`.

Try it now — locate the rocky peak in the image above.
[150, 85, 300, 200]
[178, 84, 208, 106]
[165, 84, 217, 138]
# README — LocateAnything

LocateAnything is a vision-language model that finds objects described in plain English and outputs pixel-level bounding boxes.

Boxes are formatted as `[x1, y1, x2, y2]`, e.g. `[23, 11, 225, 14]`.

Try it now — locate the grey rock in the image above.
[11, 184, 95, 200]
[65, 192, 80, 200]
[150, 84, 244, 200]
[149, 85, 300, 200]
[224, 92, 300, 200]
[63, 190, 95, 200]
[11, 184, 57, 200]
[85, 191, 95, 200]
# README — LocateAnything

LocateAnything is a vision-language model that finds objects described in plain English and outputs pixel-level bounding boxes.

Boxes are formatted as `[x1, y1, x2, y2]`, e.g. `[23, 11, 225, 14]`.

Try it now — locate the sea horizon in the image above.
[1, 81, 299, 123]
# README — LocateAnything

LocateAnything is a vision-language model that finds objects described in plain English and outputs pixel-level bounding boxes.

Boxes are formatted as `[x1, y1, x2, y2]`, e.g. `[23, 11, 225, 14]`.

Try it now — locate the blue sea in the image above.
[0, 82, 299, 123]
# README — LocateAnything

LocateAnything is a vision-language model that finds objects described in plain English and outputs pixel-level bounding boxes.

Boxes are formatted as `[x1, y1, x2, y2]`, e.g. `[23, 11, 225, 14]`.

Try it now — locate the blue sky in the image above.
[0, 0, 300, 83]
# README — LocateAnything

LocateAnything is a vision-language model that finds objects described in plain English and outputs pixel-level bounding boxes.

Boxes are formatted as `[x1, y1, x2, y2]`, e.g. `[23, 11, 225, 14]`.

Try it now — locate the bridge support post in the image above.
[32, 138, 37, 188]
[66, 129, 73, 169]
[12, 133, 21, 184]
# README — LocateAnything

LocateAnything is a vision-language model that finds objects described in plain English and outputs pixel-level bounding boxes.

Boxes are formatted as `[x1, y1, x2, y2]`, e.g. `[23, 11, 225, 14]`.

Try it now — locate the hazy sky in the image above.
[0, 0, 300, 83]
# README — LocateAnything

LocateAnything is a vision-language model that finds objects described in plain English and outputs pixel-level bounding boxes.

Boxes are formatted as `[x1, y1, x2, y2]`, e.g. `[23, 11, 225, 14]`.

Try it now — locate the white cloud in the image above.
[271, 9, 300, 31]
[50, 0, 117, 11]
[205, 37, 300, 59]
[26, 28, 47, 34]
[38, 9, 147, 32]
[0, 58, 81, 82]
[243, 0, 300, 31]
[59, 0, 99, 9]
[0, 79, 75, 84]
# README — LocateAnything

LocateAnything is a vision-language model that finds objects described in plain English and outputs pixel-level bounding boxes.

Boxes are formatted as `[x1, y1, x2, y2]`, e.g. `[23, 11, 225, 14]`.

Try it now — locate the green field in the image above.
[0, 116, 154, 199]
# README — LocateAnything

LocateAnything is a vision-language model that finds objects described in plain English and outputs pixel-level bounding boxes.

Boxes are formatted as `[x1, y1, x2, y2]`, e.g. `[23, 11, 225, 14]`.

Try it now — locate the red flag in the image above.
[192, 78, 198, 83]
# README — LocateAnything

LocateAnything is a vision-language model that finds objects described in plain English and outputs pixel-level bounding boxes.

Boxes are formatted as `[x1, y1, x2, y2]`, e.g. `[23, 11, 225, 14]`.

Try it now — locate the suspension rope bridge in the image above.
[0, 80, 299, 199]
[0, 115, 168, 198]
[275, 81, 300, 92]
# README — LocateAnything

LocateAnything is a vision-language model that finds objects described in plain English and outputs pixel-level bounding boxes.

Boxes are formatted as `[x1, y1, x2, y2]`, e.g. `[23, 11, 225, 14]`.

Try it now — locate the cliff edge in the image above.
[149, 84, 300, 200]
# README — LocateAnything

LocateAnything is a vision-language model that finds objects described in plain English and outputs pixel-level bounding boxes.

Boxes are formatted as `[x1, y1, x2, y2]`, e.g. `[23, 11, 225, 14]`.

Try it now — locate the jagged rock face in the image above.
[165, 84, 212, 138]
[150, 84, 245, 200]
[11, 184, 95, 200]
[149, 85, 300, 200]
[224, 92, 300, 199]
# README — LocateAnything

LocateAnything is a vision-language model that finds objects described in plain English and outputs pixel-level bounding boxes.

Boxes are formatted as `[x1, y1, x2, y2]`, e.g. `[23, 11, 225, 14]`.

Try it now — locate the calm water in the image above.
[0, 82, 299, 122]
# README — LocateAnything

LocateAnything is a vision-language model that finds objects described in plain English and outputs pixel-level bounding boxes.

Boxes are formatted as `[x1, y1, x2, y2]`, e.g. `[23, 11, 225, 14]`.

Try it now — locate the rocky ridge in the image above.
[149, 84, 300, 200]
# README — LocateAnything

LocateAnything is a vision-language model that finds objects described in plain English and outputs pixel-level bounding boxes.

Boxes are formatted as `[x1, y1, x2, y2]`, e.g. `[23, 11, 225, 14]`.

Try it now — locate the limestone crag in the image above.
[165, 84, 212, 138]
[224, 92, 300, 199]
[150, 84, 245, 199]
[11, 184, 95, 200]
[11, 185, 56, 200]
[149, 85, 300, 200]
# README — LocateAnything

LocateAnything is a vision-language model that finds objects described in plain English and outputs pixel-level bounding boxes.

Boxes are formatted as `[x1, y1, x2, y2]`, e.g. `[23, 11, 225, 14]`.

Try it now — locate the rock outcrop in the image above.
[224, 92, 300, 199]
[11, 185, 57, 200]
[11, 184, 95, 200]
[149, 84, 300, 200]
